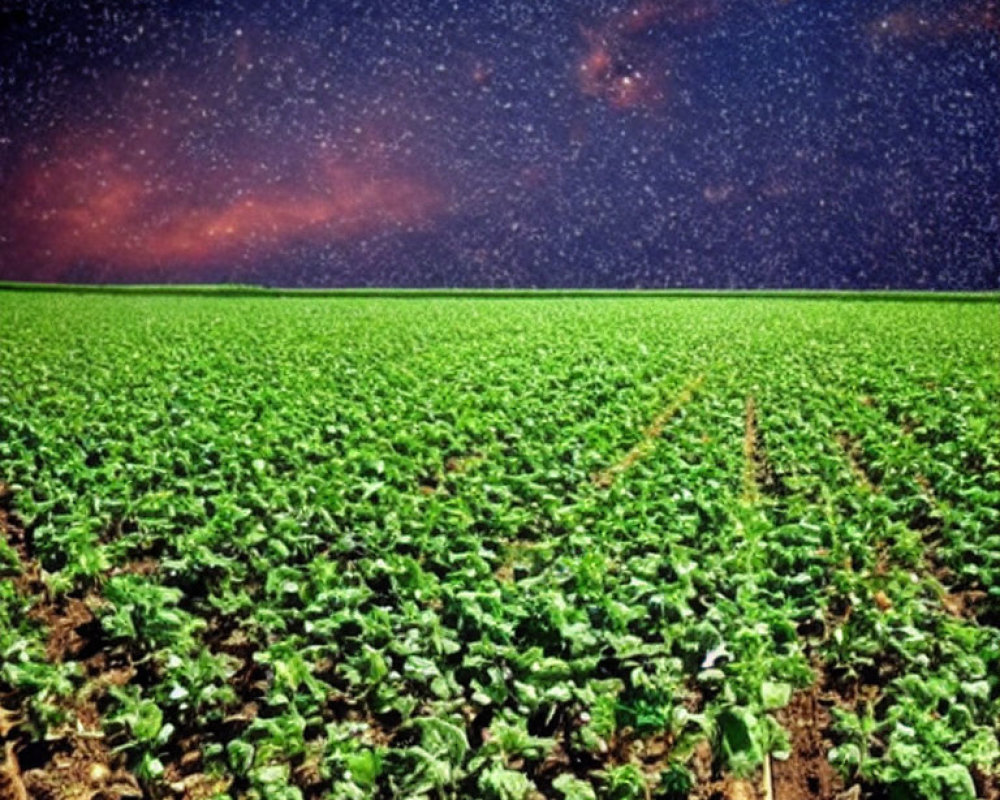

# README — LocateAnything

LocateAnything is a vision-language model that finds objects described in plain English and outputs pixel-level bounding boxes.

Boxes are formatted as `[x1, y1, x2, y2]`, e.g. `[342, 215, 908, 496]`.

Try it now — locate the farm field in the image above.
[0, 291, 998, 800]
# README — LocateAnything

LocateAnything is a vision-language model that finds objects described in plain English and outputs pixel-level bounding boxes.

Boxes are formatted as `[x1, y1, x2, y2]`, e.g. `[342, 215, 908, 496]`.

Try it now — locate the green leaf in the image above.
[479, 764, 534, 800]
[227, 739, 255, 774]
[761, 681, 792, 711]
[553, 774, 597, 800]
[345, 750, 382, 787]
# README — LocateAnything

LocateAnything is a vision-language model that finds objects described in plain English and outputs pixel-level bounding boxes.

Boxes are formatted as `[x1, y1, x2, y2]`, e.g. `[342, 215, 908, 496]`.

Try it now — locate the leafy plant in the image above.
[1, 292, 996, 800]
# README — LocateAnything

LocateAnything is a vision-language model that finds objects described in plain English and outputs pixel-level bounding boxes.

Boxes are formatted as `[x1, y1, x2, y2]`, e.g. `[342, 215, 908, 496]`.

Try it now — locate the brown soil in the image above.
[32, 596, 99, 663]
[18, 727, 143, 800]
[691, 737, 713, 785]
[594, 374, 705, 487]
[771, 688, 842, 800]
[0, 742, 29, 800]
[692, 775, 762, 800]
[939, 589, 987, 619]
[971, 764, 1000, 800]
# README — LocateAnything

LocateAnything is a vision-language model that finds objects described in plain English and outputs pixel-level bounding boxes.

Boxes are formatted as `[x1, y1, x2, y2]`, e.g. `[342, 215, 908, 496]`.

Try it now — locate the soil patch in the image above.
[771, 688, 842, 800]
[692, 776, 761, 800]
[939, 588, 987, 620]
[971, 764, 1000, 800]
[17, 717, 142, 800]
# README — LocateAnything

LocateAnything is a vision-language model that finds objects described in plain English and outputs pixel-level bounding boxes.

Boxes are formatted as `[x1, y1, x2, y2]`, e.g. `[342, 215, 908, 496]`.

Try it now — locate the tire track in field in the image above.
[592, 373, 705, 487]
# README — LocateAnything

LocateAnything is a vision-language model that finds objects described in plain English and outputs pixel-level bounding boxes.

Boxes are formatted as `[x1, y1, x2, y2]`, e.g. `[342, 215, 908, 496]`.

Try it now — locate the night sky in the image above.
[1, 1, 997, 289]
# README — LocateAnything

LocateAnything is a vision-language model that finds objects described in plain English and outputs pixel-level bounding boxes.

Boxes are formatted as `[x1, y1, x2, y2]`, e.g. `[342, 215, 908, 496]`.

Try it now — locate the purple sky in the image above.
[1, 0, 998, 289]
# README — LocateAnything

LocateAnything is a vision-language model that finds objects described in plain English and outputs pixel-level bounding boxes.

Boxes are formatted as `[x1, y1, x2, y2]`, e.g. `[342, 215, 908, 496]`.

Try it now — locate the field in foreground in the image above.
[0, 292, 998, 800]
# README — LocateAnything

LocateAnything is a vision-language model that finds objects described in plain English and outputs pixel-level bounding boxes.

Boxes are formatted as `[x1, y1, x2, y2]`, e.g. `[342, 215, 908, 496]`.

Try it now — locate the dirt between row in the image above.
[0, 483, 151, 800]
[3, 480, 219, 799]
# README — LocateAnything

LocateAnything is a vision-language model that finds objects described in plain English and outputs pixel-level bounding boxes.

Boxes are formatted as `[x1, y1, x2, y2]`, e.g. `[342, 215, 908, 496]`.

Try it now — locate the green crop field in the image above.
[0, 291, 998, 800]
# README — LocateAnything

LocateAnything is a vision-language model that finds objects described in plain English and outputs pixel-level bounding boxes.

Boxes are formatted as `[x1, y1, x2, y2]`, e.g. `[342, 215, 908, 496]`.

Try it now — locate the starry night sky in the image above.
[1, 0, 998, 289]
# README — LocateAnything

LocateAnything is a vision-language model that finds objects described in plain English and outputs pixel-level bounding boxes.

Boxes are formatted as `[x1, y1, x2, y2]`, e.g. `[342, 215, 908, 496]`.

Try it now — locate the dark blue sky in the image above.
[1, 0, 997, 289]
